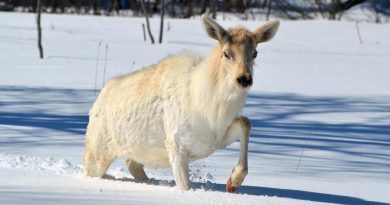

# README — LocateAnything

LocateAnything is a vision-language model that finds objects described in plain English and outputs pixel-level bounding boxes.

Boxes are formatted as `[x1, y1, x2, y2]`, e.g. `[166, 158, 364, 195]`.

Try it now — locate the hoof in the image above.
[226, 178, 237, 193]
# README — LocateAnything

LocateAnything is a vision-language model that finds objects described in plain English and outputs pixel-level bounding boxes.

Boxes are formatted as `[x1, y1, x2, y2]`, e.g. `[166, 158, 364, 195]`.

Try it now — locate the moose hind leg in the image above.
[126, 159, 149, 181]
[84, 148, 114, 177]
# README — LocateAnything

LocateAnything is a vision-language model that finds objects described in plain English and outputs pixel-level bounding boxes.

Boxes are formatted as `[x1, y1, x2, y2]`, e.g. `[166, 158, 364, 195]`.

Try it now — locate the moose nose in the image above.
[237, 75, 253, 88]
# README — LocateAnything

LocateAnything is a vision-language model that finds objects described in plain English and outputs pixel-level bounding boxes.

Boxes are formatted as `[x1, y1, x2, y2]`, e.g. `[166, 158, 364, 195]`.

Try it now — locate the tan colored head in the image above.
[201, 15, 280, 90]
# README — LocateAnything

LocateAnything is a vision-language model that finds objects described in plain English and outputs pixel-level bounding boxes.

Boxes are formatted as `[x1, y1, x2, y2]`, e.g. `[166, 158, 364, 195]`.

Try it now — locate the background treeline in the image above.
[1, 0, 389, 22]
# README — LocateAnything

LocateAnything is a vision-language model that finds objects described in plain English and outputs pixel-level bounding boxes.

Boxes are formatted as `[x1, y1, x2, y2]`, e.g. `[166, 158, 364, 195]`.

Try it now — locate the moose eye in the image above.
[253, 51, 258, 59]
[223, 52, 230, 60]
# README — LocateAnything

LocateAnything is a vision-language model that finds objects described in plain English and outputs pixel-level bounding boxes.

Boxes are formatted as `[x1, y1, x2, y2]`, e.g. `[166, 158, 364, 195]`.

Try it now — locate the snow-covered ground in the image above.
[0, 12, 389, 204]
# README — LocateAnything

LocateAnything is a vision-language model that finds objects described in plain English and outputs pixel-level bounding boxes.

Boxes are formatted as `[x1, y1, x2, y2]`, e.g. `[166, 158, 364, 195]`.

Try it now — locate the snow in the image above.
[1, 12, 389, 204]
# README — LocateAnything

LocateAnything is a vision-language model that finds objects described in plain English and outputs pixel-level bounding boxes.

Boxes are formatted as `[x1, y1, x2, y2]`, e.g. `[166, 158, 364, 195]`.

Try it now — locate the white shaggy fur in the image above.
[84, 15, 279, 191]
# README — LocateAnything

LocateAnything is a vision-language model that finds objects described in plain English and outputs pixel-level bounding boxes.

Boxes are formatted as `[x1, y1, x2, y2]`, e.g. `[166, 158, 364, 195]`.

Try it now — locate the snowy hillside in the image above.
[0, 12, 389, 205]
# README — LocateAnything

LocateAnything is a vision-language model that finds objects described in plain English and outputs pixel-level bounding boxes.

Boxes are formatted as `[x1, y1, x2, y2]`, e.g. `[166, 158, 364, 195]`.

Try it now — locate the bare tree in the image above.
[314, 0, 326, 18]
[170, 0, 177, 17]
[275, 0, 310, 20]
[6, 0, 382, 22]
[266, 0, 273, 20]
[315, 0, 368, 20]
[140, 0, 155, 44]
[372, 1, 382, 23]
[210, 0, 216, 19]
[200, 0, 207, 14]
[223, 0, 231, 13]
[142, 24, 147, 41]
[93, 0, 100, 15]
[109, 0, 119, 15]
[152, 0, 160, 13]
[237, 0, 245, 13]
[159, 0, 165, 44]
[185, 0, 195, 18]
[36, 0, 44, 59]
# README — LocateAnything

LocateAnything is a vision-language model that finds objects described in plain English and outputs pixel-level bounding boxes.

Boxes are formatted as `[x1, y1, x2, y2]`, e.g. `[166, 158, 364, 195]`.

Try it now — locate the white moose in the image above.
[84, 14, 279, 192]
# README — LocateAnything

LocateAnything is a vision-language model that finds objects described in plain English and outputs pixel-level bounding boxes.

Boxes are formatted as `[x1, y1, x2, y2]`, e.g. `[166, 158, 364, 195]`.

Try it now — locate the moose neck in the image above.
[190, 44, 247, 133]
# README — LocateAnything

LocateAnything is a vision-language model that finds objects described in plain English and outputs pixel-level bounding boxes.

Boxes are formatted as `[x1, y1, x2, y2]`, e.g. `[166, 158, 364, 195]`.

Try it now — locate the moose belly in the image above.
[186, 132, 219, 161]
[121, 145, 171, 168]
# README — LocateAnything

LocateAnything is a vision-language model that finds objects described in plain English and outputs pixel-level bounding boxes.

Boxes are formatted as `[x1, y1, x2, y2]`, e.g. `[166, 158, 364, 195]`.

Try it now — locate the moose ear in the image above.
[201, 14, 230, 45]
[254, 20, 280, 44]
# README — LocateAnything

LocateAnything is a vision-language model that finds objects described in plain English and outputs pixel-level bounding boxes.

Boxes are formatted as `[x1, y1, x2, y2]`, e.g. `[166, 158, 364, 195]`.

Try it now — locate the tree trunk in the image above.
[59, 0, 67, 13]
[373, 2, 380, 23]
[314, 0, 326, 18]
[159, 0, 165, 44]
[140, 0, 155, 44]
[329, 0, 367, 20]
[237, 0, 245, 13]
[274, 0, 297, 20]
[129, 0, 141, 17]
[200, 0, 207, 14]
[109, 0, 119, 15]
[142, 23, 147, 41]
[223, 0, 231, 13]
[51, 0, 58, 13]
[171, 0, 176, 17]
[210, 0, 216, 19]
[36, 0, 44, 59]
[262, 0, 268, 8]
[75, 0, 81, 14]
[153, 0, 160, 13]
[266, 0, 273, 20]
[93, 0, 100, 15]
[31, 0, 38, 12]
[186, 0, 194, 18]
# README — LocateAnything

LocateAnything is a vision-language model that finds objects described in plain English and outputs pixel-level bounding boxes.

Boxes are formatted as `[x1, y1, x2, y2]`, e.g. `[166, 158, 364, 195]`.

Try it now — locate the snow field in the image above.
[0, 12, 389, 204]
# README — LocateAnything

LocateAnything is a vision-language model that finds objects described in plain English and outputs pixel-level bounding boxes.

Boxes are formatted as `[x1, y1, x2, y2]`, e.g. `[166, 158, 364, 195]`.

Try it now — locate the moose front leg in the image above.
[165, 137, 191, 190]
[222, 116, 251, 193]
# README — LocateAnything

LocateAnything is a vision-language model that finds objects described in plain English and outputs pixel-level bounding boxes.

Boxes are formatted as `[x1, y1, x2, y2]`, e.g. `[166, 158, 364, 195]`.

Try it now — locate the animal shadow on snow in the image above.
[243, 93, 389, 177]
[0, 86, 93, 147]
[0, 86, 389, 205]
[103, 174, 387, 205]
